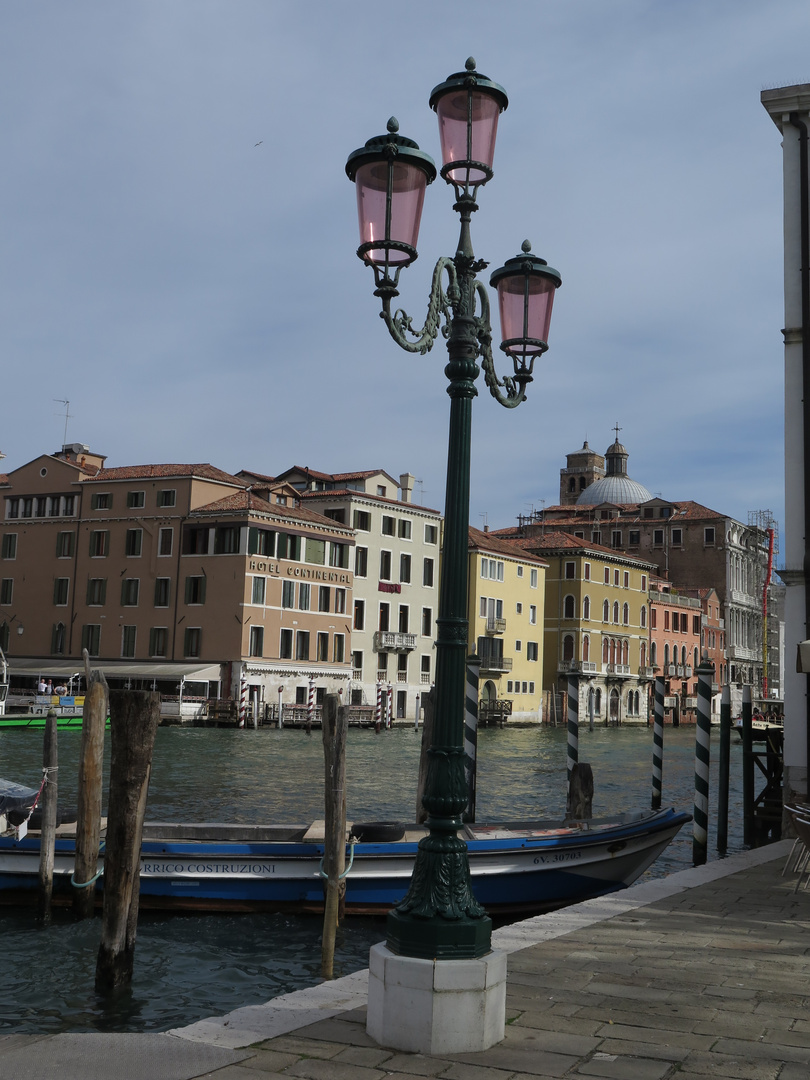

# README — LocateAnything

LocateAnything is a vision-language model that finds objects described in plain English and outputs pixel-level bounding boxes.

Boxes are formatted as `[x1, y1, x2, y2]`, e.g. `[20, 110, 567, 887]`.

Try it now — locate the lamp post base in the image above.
[366, 942, 506, 1055]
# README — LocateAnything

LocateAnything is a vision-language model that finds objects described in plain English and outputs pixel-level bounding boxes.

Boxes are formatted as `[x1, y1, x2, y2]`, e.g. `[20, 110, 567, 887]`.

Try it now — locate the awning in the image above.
[5, 659, 221, 681]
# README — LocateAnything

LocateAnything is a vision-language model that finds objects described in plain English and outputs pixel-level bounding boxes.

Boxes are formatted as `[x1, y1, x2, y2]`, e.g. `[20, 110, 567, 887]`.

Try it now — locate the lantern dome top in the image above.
[489, 241, 562, 291]
[345, 121, 437, 183]
[429, 58, 508, 114]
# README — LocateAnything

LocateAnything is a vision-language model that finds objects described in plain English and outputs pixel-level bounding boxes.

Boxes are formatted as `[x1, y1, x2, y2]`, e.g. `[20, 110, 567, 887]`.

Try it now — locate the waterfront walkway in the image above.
[2, 839, 808, 1079]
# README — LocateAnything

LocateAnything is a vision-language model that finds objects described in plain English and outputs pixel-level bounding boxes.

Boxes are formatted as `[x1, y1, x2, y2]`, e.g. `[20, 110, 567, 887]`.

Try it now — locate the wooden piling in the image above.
[741, 686, 754, 847]
[415, 688, 435, 824]
[95, 690, 160, 992]
[566, 762, 593, 820]
[717, 685, 731, 854]
[321, 694, 348, 980]
[73, 656, 108, 918]
[38, 709, 58, 922]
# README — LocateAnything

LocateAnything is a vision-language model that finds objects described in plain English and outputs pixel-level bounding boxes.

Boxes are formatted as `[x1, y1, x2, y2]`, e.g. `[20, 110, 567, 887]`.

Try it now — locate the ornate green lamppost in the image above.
[346, 59, 561, 961]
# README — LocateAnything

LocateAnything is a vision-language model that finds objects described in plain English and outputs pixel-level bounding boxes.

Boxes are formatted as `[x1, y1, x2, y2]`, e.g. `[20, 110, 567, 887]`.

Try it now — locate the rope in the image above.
[70, 841, 106, 889]
[318, 842, 356, 880]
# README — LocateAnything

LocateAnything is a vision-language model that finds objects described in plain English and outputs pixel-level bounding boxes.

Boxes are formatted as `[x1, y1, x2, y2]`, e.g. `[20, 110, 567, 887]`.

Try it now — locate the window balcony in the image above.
[479, 655, 512, 674]
[486, 616, 507, 635]
[373, 631, 417, 652]
[638, 666, 656, 678]
[606, 663, 631, 676]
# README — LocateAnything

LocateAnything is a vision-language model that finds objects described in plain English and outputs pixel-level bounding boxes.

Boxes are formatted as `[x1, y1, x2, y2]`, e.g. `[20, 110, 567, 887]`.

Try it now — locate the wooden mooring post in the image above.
[717, 685, 731, 854]
[73, 654, 108, 918]
[321, 694, 348, 980]
[38, 709, 58, 922]
[95, 690, 160, 992]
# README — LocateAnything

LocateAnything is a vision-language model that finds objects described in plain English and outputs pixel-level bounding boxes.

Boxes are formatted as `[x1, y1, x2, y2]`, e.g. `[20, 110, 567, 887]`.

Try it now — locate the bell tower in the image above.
[559, 440, 605, 505]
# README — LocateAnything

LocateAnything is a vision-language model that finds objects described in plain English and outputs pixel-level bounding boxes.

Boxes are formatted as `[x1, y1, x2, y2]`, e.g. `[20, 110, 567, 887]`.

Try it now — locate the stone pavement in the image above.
[2, 839, 809, 1079]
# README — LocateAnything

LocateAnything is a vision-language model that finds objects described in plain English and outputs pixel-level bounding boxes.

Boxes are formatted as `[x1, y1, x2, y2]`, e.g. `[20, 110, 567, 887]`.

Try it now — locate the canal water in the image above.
[0, 722, 747, 1033]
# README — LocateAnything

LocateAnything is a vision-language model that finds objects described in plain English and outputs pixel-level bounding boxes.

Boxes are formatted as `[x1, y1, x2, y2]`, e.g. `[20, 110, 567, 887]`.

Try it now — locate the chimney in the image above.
[399, 473, 415, 503]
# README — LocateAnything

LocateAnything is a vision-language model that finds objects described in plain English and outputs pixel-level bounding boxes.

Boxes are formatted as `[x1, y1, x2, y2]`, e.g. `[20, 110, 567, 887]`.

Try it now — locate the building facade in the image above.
[648, 579, 703, 723]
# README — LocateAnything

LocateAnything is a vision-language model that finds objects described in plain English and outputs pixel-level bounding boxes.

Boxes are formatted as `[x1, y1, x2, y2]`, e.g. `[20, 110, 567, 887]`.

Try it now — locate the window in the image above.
[397, 654, 408, 680]
[1, 534, 16, 560]
[249, 625, 264, 657]
[422, 607, 432, 636]
[5, 498, 19, 519]
[56, 531, 74, 558]
[527, 641, 538, 661]
[425, 524, 438, 545]
[529, 604, 537, 624]
[333, 634, 345, 663]
[398, 519, 412, 540]
[63, 495, 75, 516]
[584, 562, 590, 580]
[248, 527, 275, 556]
[481, 558, 504, 581]
[20, 498, 32, 518]
[324, 509, 345, 524]
[353, 510, 371, 532]
[121, 625, 136, 658]
[400, 553, 411, 583]
[183, 526, 209, 555]
[603, 599, 609, 621]
[582, 596, 590, 620]
[121, 578, 140, 606]
[565, 562, 575, 579]
[89, 530, 109, 557]
[613, 601, 619, 623]
[282, 580, 295, 608]
[379, 602, 390, 631]
[604, 567, 610, 584]
[629, 530, 640, 546]
[354, 599, 365, 630]
[611, 530, 622, 548]
[154, 578, 171, 607]
[622, 602, 629, 625]
[515, 639, 522, 652]
[157, 489, 176, 508]
[423, 558, 434, 587]
[0, 579, 12, 605]
[355, 547, 368, 576]
[640, 606, 647, 628]
[329, 543, 349, 569]
[86, 578, 106, 606]
[335, 588, 346, 614]
[377, 485, 387, 497]
[277, 533, 301, 560]
[81, 624, 101, 656]
[125, 528, 143, 557]
[379, 550, 392, 580]
[295, 630, 310, 661]
[530, 568, 538, 588]
[704, 527, 715, 545]
[127, 491, 145, 509]
[298, 583, 310, 611]
[563, 595, 575, 619]
[653, 529, 664, 546]
[183, 627, 201, 658]
[672, 528, 683, 546]
[92, 493, 112, 510]
[158, 528, 173, 556]
[53, 578, 69, 605]
[693, 614, 701, 635]
[381, 516, 395, 536]
[306, 538, 326, 565]
[664, 611, 670, 630]
[52, 622, 66, 655]
[279, 628, 293, 659]
[651, 607, 657, 628]
[253, 576, 267, 605]
[398, 605, 409, 633]
[0, 621, 8, 651]
[516, 602, 522, 614]
[185, 576, 206, 604]
[317, 632, 329, 661]
[214, 526, 239, 555]
[623, 571, 629, 588]
[614, 569, 620, 586]
[641, 575, 647, 591]
[563, 635, 574, 662]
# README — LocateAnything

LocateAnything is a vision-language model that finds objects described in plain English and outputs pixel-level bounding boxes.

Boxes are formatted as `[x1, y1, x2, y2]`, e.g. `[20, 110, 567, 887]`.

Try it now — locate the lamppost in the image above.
[346, 58, 562, 967]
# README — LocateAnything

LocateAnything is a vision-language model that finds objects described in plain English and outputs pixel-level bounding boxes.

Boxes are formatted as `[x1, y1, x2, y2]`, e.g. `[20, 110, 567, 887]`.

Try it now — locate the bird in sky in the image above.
[254, 140, 263, 146]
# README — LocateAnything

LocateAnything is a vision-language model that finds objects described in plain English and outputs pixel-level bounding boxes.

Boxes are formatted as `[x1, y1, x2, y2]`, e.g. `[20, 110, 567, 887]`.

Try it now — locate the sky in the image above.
[0, 1, 805, 559]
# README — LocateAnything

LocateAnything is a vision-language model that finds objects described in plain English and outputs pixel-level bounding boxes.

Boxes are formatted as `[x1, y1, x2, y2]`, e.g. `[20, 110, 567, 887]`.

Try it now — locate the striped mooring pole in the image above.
[567, 674, 579, 786]
[374, 682, 382, 732]
[306, 676, 315, 734]
[717, 684, 731, 854]
[651, 676, 665, 810]
[464, 654, 481, 823]
[238, 674, 247, 729]
[693, 657, 715, 865]
[386, 683, 393, 729]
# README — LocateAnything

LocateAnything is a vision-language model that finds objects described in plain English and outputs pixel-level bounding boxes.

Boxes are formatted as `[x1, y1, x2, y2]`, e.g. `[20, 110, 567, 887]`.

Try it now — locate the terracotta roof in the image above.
[0, 474, 8, 486]
[301, 489, 440, 515]
[468, 526, 547, 564]
[518, 530, 657, 568]
[90, 463, 247, 486]
[191, 490, 351, 531]
[237, 469, 277, 484]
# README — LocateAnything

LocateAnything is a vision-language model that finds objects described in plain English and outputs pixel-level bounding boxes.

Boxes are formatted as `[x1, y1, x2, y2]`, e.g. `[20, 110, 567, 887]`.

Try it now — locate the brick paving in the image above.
[3, 842, 809, 1079]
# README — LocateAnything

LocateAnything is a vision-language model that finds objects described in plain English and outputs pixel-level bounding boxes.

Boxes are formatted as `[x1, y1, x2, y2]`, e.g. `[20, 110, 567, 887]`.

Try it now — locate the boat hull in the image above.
[0, 809, 689, 915]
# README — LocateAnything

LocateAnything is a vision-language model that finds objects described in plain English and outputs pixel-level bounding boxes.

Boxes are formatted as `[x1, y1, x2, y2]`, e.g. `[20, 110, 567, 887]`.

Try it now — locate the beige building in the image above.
[0, 445, 353, 713]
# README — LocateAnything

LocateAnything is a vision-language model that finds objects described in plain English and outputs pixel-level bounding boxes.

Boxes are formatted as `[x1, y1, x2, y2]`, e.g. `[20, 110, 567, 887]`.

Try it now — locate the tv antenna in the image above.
[54, 399, 72, 446]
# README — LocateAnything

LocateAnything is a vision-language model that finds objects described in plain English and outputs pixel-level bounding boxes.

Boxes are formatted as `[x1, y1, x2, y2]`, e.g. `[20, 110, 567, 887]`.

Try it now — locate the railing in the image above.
[557, 659, 577, 673]
[606, 663, 630, 675]
[420, 673, 431, 685]
[579, 661, 597, 673]
[373, 631, 417, 652]
[479, 655, 512, 673]
[638, 666, 655, 678]
[376, 669, 389, 682]
[352, 668, 362, 680]
[485, 616, 506, 634]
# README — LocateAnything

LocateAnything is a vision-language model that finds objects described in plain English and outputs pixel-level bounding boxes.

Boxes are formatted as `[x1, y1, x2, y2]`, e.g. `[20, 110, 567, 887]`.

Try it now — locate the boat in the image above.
[0, 804, 690, 915]
[734, 715, 784, 742]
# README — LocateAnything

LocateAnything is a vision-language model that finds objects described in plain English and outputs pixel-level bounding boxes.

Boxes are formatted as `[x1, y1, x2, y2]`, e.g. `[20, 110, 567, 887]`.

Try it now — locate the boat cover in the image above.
[0, 778, 39, 815]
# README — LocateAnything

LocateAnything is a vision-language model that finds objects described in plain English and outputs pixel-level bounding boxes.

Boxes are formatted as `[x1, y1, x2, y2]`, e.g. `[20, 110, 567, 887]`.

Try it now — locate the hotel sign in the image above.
[248, 559, 352, 586]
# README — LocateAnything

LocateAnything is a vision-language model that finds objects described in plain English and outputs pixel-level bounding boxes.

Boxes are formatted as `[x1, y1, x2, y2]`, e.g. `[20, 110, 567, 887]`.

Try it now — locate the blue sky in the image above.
[0, 1, 805, 558]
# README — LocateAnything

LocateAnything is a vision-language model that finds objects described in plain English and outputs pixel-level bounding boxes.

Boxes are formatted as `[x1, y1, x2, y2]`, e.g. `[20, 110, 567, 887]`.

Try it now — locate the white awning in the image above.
[5, 659, 221, 681]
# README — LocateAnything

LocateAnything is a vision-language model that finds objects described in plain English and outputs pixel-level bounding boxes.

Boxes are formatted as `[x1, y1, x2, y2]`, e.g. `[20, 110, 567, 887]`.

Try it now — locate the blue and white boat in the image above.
[0, 806, 689, 915]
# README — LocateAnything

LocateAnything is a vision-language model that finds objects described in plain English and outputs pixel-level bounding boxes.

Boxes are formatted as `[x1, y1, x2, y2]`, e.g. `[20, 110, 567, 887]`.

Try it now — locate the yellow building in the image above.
[467, 527, 548, 722]
[526, 531, 655, 724]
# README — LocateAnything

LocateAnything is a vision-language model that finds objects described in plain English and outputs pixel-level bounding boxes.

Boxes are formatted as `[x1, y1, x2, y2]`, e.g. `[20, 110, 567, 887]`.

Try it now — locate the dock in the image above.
[2, 839, 807, 1078]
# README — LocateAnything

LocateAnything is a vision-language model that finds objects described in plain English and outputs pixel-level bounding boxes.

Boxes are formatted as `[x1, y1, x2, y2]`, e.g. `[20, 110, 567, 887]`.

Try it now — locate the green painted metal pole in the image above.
[717, 684, 731, 855]
[742, 686, 754, 847]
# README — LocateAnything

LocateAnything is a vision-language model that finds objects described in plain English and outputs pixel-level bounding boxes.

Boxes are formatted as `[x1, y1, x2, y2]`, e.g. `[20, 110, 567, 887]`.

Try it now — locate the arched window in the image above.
[622, 603, 629, 625]
[579, 476, 587, 491]
[583, 595, 590, 620]
[681, 645, 687, 666]
[563, 634, 574, 662]
[610, 638, 616, 664]
[603, 599, 609, 622]
[613, 601, 619, 623]
[640, 641, 647, 668]
[568, 477, 576, 492]
[563, 594, 575, 619]
[51, 622, 66, 655]
[582, 635, 590, 661]
[694, 646, 699, 669]
[640, 605, 646, 628]
[664, 643, 670, 668]
[651, 641, 657, 666]
[595, 688, 602, 712]
[622, 640, 629, 665]
[603, 638, 610, 664]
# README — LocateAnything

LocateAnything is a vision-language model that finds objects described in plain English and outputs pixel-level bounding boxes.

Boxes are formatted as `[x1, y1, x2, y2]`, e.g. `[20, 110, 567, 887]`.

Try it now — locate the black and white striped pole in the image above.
[567, 673, 579, 786]
[463, 654, 481, 823]
[651, 675, 665, 811]
[693, 657, 715, 866]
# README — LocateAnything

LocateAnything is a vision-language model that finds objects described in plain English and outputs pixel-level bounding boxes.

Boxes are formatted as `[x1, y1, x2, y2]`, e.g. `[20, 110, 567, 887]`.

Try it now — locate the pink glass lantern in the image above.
[429, 58, 508, 190]
[346, 118, 436, 270]
[490, 241, 562, 374]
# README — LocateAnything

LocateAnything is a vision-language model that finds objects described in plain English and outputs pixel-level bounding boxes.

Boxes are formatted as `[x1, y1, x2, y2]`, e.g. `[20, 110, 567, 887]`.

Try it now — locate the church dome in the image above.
[575, 432, 653, 505]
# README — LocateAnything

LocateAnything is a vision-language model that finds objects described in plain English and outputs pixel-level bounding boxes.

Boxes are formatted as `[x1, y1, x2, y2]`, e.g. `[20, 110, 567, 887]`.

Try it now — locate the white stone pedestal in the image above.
[366, 943, 506, 1055]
